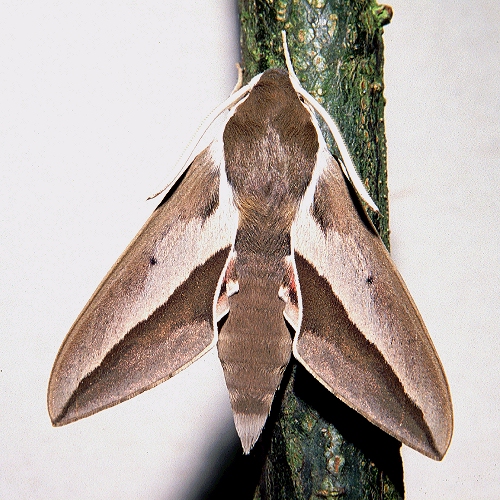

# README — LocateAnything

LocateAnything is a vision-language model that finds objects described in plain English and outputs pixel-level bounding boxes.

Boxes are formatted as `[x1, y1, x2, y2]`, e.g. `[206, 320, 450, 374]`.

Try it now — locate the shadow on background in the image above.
[183, 362, 403, 500]
[183, 364, 292, 500]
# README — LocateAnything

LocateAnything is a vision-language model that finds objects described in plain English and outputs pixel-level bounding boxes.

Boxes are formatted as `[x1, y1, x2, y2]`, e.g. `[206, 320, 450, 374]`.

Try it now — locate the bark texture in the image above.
[236, 1, 404, 499]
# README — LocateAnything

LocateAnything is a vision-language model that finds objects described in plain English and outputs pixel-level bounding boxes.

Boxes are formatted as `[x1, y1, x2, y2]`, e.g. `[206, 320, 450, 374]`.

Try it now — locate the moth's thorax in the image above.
[223, 69, 319, 232]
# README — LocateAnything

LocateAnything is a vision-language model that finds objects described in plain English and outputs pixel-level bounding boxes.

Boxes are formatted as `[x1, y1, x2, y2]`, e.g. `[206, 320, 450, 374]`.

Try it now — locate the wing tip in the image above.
[413, 433, 451, 461]
[47, 397, 84, 427]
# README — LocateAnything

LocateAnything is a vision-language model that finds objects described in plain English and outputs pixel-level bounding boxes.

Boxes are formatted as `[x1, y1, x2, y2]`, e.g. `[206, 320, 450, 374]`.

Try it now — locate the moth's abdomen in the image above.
[217, 251, 292, 453]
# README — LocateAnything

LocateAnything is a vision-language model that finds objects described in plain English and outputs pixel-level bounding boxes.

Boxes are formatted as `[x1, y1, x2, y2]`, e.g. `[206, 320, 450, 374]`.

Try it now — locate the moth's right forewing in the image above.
[293, 154, 453, 460]
[48, 145, 238, 425]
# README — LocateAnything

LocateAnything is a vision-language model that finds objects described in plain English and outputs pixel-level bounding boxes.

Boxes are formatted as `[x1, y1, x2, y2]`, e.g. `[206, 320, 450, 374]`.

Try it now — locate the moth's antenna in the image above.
[282, 31, 299, 83]
[231, 63, 244, 94]
[148, 80, 252, 200]
[282, 31, 379, 212]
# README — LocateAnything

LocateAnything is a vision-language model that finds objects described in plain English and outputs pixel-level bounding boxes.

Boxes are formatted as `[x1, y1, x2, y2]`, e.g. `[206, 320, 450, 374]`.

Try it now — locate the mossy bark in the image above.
[237, 1, 404, 499]
[239, 0, 392, 243]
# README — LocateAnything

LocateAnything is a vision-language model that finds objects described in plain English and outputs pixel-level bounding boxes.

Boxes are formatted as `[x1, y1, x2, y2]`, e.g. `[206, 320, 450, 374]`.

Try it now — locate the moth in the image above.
[48, 33, 452, 460]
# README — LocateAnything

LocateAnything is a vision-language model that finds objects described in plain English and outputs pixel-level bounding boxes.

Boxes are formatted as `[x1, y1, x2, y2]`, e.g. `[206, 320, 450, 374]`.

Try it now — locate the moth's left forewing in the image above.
[292, 152, 453, 460]
[48, 143, 238, 425]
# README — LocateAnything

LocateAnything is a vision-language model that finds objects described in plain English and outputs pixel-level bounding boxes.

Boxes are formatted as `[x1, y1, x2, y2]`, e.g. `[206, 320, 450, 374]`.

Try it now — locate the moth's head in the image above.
[252, 68, 294, 94]
[230, 38, 321, 129]
[236, 68, 312, 124]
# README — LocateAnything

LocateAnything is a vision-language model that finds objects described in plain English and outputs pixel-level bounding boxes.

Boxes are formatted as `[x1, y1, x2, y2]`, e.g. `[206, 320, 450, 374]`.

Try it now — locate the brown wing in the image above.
[48, 146, 238, 425]
[292, 152, 452, 460]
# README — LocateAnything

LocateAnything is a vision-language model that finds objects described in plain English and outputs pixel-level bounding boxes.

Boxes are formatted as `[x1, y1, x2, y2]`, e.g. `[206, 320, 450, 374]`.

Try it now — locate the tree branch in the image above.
[237, 1, 404, 499]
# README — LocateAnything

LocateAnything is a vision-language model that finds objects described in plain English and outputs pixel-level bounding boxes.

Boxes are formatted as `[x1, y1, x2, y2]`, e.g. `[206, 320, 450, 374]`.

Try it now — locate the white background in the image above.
[1, 1, 498, 498]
